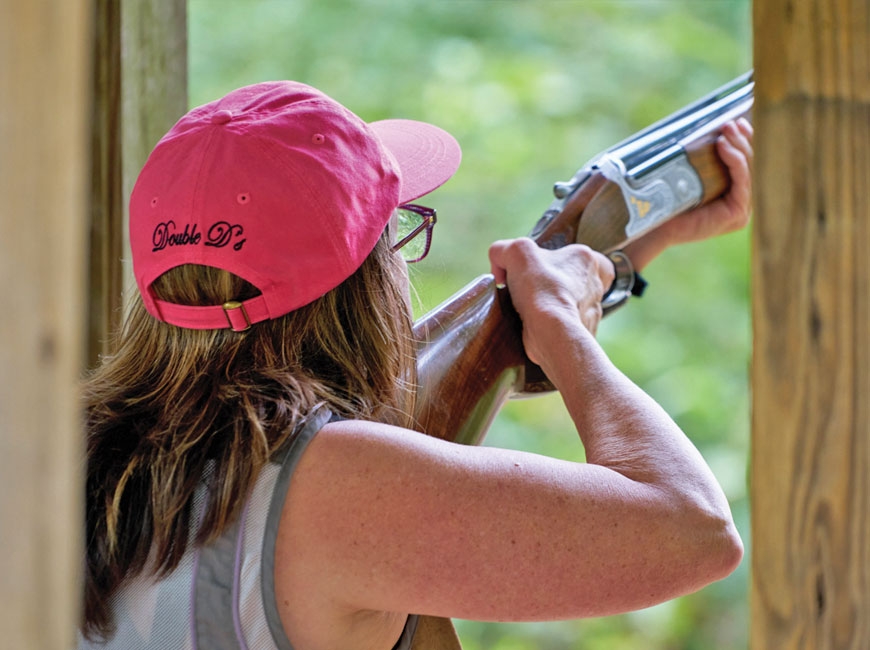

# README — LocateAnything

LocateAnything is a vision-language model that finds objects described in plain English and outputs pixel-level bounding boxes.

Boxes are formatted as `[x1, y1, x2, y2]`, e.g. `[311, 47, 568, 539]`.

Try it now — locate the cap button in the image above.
[211, 109, 233, 125]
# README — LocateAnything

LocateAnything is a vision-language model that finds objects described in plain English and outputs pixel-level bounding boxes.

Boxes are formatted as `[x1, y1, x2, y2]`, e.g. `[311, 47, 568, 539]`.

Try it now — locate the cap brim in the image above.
[370, 119, 462, 204]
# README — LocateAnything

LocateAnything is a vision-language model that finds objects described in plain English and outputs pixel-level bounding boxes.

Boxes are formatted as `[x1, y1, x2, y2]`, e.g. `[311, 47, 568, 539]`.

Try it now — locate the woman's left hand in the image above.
[623, 118, 753, 271]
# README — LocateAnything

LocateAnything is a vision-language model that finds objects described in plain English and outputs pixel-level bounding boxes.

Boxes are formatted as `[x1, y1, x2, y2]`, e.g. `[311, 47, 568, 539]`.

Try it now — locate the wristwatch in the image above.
[601, 250, 647, 314]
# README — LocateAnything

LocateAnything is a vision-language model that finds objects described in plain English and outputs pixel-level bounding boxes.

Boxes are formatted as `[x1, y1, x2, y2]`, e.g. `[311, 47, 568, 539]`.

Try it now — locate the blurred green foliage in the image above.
[189, 2, 752, 648]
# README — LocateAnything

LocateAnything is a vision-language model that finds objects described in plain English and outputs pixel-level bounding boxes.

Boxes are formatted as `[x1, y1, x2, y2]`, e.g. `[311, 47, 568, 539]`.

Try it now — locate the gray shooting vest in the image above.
[79, 407, 418, 650]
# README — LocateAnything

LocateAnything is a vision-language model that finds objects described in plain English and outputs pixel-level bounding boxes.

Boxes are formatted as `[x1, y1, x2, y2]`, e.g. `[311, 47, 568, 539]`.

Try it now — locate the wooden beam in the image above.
[86, 0, 187, 369]
[0, 0, 93, 647]
[89, 0, 123, 366]
[0, 0, 187, 645]
[120, 0, 188, 299]
[751, 1, 870, 648]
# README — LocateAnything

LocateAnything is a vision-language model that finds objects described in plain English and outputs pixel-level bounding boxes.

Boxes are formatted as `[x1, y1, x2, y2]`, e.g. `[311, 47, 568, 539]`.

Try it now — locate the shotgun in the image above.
[412, 71, 754, 446]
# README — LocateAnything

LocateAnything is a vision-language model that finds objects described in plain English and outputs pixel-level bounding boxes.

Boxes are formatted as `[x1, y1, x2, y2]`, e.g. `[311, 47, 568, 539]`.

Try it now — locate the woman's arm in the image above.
[273, 239, 742, 645]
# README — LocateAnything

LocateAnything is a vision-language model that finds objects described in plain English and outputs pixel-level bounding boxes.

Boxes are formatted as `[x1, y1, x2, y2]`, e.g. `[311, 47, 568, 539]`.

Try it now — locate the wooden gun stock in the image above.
[412, 71, 753, 445]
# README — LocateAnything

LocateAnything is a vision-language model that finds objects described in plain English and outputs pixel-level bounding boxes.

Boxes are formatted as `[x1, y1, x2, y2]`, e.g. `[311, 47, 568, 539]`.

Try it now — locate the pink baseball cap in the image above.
[130, 81, 461, 331]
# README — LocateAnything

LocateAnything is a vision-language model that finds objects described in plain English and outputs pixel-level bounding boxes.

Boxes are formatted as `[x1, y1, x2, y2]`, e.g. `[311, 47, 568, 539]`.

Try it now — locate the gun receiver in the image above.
[532, 71, 754, 252]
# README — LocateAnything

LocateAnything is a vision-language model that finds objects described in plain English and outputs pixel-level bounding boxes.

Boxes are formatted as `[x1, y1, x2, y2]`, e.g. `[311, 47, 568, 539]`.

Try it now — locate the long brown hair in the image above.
[82, 235, 415, 640]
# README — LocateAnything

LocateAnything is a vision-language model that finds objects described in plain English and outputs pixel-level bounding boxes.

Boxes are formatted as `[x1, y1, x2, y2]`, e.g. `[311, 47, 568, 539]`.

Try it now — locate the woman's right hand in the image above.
[488, 238, 614, 366]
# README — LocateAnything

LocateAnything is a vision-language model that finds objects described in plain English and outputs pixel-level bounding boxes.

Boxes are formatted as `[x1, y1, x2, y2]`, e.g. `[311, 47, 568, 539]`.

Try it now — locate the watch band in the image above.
[602, 250, 646, 314]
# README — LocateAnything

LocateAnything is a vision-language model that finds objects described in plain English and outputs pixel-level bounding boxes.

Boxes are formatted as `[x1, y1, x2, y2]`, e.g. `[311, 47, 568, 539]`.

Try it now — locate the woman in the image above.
[81, 80, 753, 649]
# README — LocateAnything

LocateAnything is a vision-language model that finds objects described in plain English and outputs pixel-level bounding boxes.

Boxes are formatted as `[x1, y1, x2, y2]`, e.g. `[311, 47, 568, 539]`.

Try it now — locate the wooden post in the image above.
[87, 0, 187, 368]
[0, 0, 93, 647]
[751, 1, 870, 648]
[89, 0, 123, 366]
[0, 0, 187, 645]
[120, 0, 188, 298]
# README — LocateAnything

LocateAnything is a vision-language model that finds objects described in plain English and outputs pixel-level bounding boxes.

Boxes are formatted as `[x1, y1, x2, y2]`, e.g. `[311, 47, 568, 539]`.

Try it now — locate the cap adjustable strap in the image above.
[151, 295, 271, 331]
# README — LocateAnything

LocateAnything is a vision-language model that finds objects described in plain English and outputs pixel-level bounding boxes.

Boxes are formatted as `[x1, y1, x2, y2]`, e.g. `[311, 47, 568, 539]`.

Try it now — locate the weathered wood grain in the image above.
[752, 1, 870, 648]
[0, 0, 92, 647]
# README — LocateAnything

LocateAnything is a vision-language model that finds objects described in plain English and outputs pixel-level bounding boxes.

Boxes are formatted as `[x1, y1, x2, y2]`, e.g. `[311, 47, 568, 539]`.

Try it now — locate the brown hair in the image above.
[82, 235, 415, 640]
